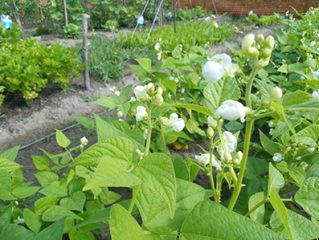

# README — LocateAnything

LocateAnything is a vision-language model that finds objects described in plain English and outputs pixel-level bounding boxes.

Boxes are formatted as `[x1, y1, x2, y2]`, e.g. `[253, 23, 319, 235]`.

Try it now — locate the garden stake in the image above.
[82, 14, 91, 90]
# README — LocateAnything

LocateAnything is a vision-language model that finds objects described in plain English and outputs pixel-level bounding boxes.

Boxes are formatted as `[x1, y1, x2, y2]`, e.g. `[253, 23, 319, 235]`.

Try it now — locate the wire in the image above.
[147, 0, 164, 42]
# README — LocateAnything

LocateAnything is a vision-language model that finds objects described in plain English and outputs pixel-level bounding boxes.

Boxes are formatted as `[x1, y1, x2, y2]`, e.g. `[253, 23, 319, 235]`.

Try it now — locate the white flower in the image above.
[136, 106, 148, 122]
[154, 42, 161, 51]
[202, 54, 233, 83]
[310, 41, 316, 47]
[215, 100, 250, 123]
[80, 136, 88, 146]
[16, 216, 25, 224]
[207, 116, 218, 128]
[117, 111, 123, 118]
[312, 91, 319, 98]
[312, 70, 319, 80]
[134, 85, 148, 101]
[114, 90, 121, 96]
[273, 153, 283, 162]
[248, 10, 254, 15]
[223, 131, 237, 153]
[162, 113, 185, 132]
[174, 77, 179, 83]
[269, 128, 274, 136]
[270, 87, 283, 101]
[204, 16, 211, 21]
[195, 153, 221, 168]
[130, 96, 136, 102]
[214, 22, 219, 28]
[181, 88, 185, 94]
[157, 52, 162, 61]
[307, 147, 316, 153]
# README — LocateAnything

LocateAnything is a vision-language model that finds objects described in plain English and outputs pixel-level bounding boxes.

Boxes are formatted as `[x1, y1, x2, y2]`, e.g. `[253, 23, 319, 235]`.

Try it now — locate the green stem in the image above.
[245, 66, 259, 109]
[228, 119, 254, 210]
[208, 139, 218, 202]
[129, 185, 141, 214]
[144, 109, 152, 156]
[245, 198, 268, 217]
[229, 166, 238, 183]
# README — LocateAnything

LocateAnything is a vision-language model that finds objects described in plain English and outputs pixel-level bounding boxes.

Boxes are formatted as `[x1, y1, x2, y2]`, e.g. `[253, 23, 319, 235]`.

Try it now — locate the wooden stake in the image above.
[63, 0, 68, 26]
[82, 14, 91, 90]
[173, 0, 177, 33]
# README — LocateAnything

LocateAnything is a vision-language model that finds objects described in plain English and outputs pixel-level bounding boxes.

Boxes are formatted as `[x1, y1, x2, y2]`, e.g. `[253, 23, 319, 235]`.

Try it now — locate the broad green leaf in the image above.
[136, 58, 152, 72]
[69, 230, 95, 240]
[295, 177, 319, 219]
[203, 77, 241, 111]
[180, 201, 283, 240]
[0, 145, 20, 161]
[94, 115, 144, 149]
[0, 223, 34, 240]
[271, 209, 319, 240]
[60, 191, 86, 212]
[23, 209, 41, 233]
[73, 136, 133, 167]
[288, 63, 306, 76]
[39, 181, 67, 198]
[269, 190, 293, 240]
[42, 206, 82, 222]
[248, 192, 266, 224]
[34, 218, 65, 240]
[144, 179, 206, 234]
[174, 103, 213, 116]
[32, 156, 50, 171]
[35, 171, 59, 186]
[83, 156, 141, 191]
[293, 125, 319, 146]
[268, 163, 285, 194]
[34, 197, 59, 214]
[282, 90, 313, 107]
[289, 167, 305, 187]
[172, 156, 190, 181]
[55, 129, 71, 148]
[12, 184, 40, 199]
[110, 204, 160, 240]
[99, 188, 121, 205]
[0, 169, 14, 200]
[0, 157, 21, 172]
[135, 153, 176, 224]
[286, 99, 319, 112]
[74, 116, 95, 130]
[259, 131, 281, 155]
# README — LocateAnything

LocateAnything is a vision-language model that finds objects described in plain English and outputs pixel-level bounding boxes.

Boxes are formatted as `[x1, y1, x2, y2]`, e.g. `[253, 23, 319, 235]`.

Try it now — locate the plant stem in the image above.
[129, 185, 141, 214]
[229, 166, 238, 183]
[245, 66, 258, 109]
[208, 139, 218, 202]
[144, 109, 152, 156]
[228, 119, 254, 210]
[245, 198, 268, 217]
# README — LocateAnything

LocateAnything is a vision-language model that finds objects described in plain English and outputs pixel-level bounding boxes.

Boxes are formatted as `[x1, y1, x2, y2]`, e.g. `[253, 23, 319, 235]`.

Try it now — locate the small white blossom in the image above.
[270, 87, 283, 101]
[144, 129, 148, 140]
[136, 106, 148, 122]
[80, 136, 88, 146]
[310, 41, 316, 47]
[114, 90, 121, 96]
[223, 131, 237, 153]
[202, 53, 233, 83]
[195, 153, 221, 169]
[157, 52, 162, 61]
[174, 77, 179, 83]
[207, 116, 218, 128]
[134, 85, 148, 101]
[181, 88, 185, 94]
[312, 91, 319, 98]
[130, 96, 137, 102]
[248, 10, 254, 15]
[312, 70, 319, 80]
[214, 22, 219, 28]
[162, 113, 185, 132]
[307, 147, 316, 153]
[16, 216, 25, 224]
[117, 111, 123, 118]
[154, 42, 161, 51]
[273, 153, 283, 162]
[269, 128, 274, 136]
[215, 100, 250, 123]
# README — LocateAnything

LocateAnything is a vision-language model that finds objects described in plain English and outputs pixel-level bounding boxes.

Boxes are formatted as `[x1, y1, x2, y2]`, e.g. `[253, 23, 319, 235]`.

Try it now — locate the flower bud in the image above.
[256, 34, 265, 44]
[207, 116, 218, 128]
[262, 48, 272, 58]
[242, 34, 255, 49]
[245, 46, 259, 59]
[157, 87, 163, 95]
[80, 136, 88, 146]
[153, 94, 164, 106]
[117, 111, 124, 118]
[273, 153, 283, 162]
[270, 87, 283, 102]
[264, 36, 275, 49]
[136, 106, 148, 122]
[207, 127, 214, 139]
[134, 85, 149, 101]
[147, 83, 155, 93]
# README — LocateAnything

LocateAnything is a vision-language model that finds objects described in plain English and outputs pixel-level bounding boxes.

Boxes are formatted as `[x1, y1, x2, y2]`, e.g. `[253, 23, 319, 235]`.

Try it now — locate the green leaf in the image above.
[83, 156, 141, 191]
[32, 156, 50, 171]
[295, 177, 319, 219]
[268, 163, 285, 194]
[269, 190, 293, 240]
[135, 153, 176, 224]
[174, 103, 213, 116]
[286, 99, 319, 112]
[180, 200, 283, 240]
[35, 171, 59, 186]
[94, 115, 144, 149]
[69, 230, 95, 240]
[99, 188, 121, 205]
[248, 192, 265, 224]
[136, 58, 152, 72]
[60, 191, 86, 212]
[73, 136, 134, 167]
[74, 116, 95, 130]
[203, 77, 241, 111]
[42, 206, 82, 222]
[23, 209, 42, 233]
[259, 131, 281, 155]
[282, 90, 313, 107]
[144, 179, 206, 234]
[12, 184, 40, 198]
[0, 145, 20, 161]
[39, 181, 68, 198]
[289, 167, 305, 187]
[34, 218, 65, 240]
[172, 156, 190, 181]
[0, 223, 34, 240]
[55, 129, 71, 148]
[110, 204, 160, 240]
[0, 157, 21, 172]
[293, 125, 319, 146]
[34, 197, 59, 214]
[288, 63, 306, 76]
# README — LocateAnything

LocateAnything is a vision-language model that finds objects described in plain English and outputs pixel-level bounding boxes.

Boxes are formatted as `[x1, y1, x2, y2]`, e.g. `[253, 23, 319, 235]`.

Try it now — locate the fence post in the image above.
[82, 14, 91, 90]
[63, 0, 68, 26]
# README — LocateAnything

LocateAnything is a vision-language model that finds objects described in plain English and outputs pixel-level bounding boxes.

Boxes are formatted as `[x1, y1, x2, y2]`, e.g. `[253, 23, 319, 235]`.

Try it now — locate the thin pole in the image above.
[82, 14, 91, 90]
[133, 0, 151, 34]
[147, 0, 164, 41]
[173, 0, 177, 33]
[63, 0, 68, 26]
